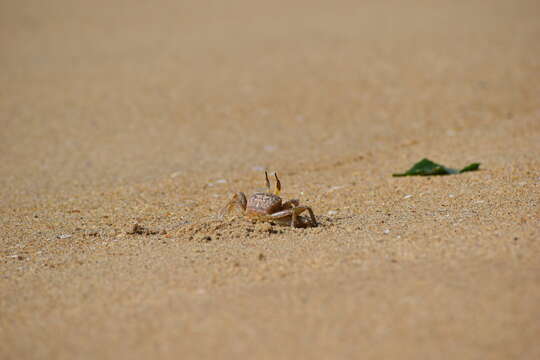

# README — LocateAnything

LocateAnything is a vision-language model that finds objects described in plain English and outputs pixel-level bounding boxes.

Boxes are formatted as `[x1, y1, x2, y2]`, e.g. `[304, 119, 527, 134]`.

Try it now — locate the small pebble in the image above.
[403, 194, 413, 199]
[197, 235, 212, 242]
[383, 229, 390, 234]
[255, 222, 274, 234]
[57, 234, 72, 239]
[327, 210, 338, 216]
[327, 185, 345, 193]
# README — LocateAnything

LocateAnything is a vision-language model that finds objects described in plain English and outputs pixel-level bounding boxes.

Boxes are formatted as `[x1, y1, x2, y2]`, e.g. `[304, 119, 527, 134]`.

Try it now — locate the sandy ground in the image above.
[1, 0, 540, 359]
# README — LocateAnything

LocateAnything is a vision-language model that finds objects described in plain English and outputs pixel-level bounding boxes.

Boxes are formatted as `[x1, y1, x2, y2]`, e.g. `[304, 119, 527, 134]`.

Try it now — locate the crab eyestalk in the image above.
[265, 171, 271, 192]
[274, 172, 281, 195]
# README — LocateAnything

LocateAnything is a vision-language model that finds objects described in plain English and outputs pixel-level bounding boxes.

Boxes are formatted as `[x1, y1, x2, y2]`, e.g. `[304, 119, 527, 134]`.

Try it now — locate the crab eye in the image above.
[265, 171, 271, 191]
[274, 173, 281, 195]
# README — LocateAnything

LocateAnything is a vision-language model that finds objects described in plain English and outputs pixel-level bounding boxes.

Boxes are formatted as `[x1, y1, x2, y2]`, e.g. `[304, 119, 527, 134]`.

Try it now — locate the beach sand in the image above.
[1, 0, 539, 358]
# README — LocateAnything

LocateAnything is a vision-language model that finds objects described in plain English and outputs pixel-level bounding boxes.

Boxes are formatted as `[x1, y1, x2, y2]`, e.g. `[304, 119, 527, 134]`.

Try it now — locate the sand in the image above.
[1, 0, 539, 359]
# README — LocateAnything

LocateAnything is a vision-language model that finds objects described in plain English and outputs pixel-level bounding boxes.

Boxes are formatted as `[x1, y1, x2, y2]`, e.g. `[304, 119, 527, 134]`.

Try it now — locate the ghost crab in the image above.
[220, 172, 318, 228]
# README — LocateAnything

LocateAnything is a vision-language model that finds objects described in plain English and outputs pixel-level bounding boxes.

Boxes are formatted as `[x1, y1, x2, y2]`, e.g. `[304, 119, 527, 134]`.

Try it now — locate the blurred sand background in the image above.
[1, 0, 539, 358]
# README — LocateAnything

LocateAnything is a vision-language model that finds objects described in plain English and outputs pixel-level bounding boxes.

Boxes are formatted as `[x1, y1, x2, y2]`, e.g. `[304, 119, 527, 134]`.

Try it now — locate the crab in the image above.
[219, 172, 318, 228]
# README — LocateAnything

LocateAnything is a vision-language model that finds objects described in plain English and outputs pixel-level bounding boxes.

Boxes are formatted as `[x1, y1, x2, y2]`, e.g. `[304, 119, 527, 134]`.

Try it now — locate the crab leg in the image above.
[282, 199, 300, 209]
[266, 206, 317, 228]
[291, 206, 317, 228]
[218, 192, 247, 219]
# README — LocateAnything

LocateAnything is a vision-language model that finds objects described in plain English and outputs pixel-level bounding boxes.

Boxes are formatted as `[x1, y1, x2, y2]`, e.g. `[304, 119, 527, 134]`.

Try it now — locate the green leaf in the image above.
[459, 163, 481, 173]
[392, 158, 480, 177]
